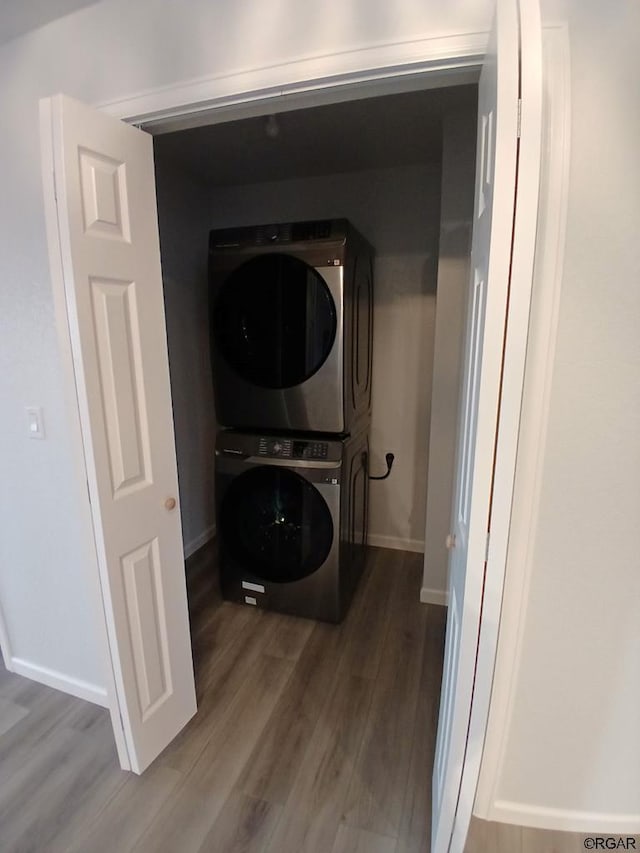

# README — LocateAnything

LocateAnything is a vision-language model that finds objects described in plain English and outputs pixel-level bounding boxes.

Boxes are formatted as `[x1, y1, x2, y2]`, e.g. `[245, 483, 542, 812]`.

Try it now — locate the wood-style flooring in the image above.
[0, 545, 445, 852]
[0, 543, 606, 852]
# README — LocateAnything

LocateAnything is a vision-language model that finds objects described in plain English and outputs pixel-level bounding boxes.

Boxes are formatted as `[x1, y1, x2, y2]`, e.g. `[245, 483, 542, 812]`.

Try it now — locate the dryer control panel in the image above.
[257, 437, 329, 459]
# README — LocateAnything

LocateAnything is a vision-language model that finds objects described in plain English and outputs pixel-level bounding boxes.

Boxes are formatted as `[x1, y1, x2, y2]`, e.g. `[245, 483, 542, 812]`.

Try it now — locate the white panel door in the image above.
[46, 94, 196, 773]
[432, 1, 531, 850]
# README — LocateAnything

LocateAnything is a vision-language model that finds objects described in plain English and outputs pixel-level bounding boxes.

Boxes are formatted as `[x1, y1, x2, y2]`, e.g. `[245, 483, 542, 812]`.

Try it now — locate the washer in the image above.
[209, 219, 374, 434]
[215, 427, 369, 622]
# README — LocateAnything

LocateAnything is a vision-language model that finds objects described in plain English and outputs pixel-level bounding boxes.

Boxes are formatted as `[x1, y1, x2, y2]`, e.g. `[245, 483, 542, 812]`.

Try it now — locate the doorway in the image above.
[151, 83, 478, 579]
[40, 8, 540, 844]
[141, 81, 479, 848]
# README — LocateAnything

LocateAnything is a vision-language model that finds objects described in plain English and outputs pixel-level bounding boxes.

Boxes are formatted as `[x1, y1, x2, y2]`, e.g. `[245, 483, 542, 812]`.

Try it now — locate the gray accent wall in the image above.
[154, 151, 217, 557]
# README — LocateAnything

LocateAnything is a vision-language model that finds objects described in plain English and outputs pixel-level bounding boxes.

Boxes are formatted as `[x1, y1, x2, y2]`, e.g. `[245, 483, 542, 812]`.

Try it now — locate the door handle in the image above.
[446, 533, 456, 550]
[165, 497, 177, 511]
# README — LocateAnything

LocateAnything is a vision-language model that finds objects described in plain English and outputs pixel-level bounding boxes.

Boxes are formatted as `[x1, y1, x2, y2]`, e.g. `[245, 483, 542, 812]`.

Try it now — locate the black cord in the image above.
[363, 451, 395, 481]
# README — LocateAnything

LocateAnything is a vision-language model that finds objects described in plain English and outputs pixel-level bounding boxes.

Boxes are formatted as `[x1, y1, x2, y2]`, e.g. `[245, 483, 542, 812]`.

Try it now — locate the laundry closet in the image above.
[152, 82, 478, 621]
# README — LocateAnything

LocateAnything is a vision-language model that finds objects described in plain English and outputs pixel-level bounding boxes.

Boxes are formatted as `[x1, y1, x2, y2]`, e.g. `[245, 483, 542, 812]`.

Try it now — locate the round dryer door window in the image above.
[220, 466, 334, 583]
[213, 253, 337, 389]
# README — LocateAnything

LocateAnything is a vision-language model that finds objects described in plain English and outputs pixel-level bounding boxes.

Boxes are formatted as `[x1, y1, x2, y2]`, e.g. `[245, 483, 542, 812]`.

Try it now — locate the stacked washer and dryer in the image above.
[210, 219, 374, 622]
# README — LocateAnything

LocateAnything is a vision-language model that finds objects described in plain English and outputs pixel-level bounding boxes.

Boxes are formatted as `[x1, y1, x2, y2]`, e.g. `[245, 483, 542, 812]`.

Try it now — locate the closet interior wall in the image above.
[155, 153, 217, 558]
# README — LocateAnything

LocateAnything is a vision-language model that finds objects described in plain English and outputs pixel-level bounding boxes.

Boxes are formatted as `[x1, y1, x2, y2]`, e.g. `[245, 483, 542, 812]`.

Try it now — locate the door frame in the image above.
[42, 19, 542, 846]
[97, 32, 487, 132]
[473, 22, 571, 827]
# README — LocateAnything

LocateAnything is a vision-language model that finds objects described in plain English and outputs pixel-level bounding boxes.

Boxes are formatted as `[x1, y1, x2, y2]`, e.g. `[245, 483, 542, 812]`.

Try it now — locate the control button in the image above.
[272, 442, 282, 454]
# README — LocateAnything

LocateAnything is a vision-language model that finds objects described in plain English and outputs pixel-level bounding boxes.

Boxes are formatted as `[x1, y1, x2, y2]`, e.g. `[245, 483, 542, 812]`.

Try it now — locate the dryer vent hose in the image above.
[363, 451, 395, 481]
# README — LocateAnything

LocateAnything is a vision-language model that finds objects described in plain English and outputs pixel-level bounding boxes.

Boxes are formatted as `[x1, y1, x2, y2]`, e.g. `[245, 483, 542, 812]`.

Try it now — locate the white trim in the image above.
[368, 533, 424, 553]
[0, 599, 13, 671]
[39, 96, 131, 771]
[449, 2, 544, 850]
[11, 657, 109, 707]
[98, 32, 487, 130]
[473, 23, 571, 820]
[490, 800, 640, 835]
[420, 586, 448, 606]
[183, 525, 216, 559]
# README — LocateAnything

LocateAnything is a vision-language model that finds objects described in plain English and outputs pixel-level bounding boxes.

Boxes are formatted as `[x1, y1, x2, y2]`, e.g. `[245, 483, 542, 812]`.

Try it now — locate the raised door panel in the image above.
[50, 94, 196, 773]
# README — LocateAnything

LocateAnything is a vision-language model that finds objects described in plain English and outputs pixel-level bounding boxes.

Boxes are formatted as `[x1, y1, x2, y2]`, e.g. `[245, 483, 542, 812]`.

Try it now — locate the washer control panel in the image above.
[257, 437, 329, 459]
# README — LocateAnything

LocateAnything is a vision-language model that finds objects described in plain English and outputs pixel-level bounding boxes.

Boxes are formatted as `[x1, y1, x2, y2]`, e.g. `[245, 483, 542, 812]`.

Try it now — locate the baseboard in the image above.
[368, 534, 424, 553]
[488, 800, 640, 835]
[183, 525, 216, 559]
[10, 658, 109, 707]
[420, 586, 448, 606]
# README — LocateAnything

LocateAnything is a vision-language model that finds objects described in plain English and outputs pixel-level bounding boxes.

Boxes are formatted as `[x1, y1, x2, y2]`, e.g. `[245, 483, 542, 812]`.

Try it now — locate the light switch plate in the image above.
[26, 407, 45, 439]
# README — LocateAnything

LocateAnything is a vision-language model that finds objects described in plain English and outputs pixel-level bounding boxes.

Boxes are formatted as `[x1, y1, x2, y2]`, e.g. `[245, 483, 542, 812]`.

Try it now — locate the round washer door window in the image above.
[220, 466, 334, 583]
[213, 253, 337, 389]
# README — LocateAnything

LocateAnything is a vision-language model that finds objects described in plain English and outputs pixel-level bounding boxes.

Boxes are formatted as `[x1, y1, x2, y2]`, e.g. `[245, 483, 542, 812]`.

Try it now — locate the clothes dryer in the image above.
[215, 427, 369, 622]
[209, 219, 373, 434]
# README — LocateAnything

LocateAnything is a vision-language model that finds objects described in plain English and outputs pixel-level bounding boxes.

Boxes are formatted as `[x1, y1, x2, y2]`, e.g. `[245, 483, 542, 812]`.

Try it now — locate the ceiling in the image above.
[153, 84, 477, 188]
[0, 0, 98, 46]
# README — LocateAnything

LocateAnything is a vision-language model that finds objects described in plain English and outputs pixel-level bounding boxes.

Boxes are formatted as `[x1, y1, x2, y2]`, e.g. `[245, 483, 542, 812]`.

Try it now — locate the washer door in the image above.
[220, 466, 334, 583]
[213, 253, 337, 389]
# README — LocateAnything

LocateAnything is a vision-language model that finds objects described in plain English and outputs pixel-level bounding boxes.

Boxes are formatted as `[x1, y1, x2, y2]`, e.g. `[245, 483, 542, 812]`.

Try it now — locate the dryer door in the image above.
[213, 253, 337, 389]
[220, 466, 334, 583]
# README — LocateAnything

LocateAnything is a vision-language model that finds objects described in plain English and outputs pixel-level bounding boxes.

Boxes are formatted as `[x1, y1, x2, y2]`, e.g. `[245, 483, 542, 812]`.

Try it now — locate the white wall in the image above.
[154, 152, 216, 557]
[477, 0, 640, 832]
[0, 0, 491, 689]
[422, 108, 477, 602]
[206, 165, 441, 551]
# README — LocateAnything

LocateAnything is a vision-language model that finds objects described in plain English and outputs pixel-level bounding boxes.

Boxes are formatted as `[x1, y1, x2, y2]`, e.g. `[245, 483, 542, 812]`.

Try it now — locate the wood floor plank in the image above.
[335, 547, 398, 680]
[236, 619, 347, 806]
[198, 791, 282, 853]
[521, 826, 607, 853]
[396, 603, 447, 853]
[263, 612, 315, 662]
[133, 653, 294, 853]
[62, 696, 111, 733]
[331, 824, 398, 853]
[464, 817, 523, 853]
[191, 601, 255, 699]
[342, 551, 429, 838]
[0, 687, 85, 776]
[44, 750, 126, 852]
[0, 721, 122, 853]
[0, 696, 29, 736]
[0, 665, 30, 700]
[160, 608, 279, 773]
[265, 672, 374, 853]
[0, 667, 76, 710]
[65, 762, 183, 853]
[468, 820, 640, 853]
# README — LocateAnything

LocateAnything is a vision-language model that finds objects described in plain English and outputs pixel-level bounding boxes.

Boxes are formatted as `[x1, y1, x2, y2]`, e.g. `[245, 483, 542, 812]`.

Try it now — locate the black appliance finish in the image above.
[209, 219, 374, 435]
[215, 427, 369, 622]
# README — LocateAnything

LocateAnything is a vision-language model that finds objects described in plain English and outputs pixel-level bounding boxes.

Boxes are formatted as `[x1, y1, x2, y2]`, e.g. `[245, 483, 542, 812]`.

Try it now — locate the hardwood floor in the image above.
[0, 544, 613, 852]
[463, 816, 630, 853]
[0, 545, 445, 852]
